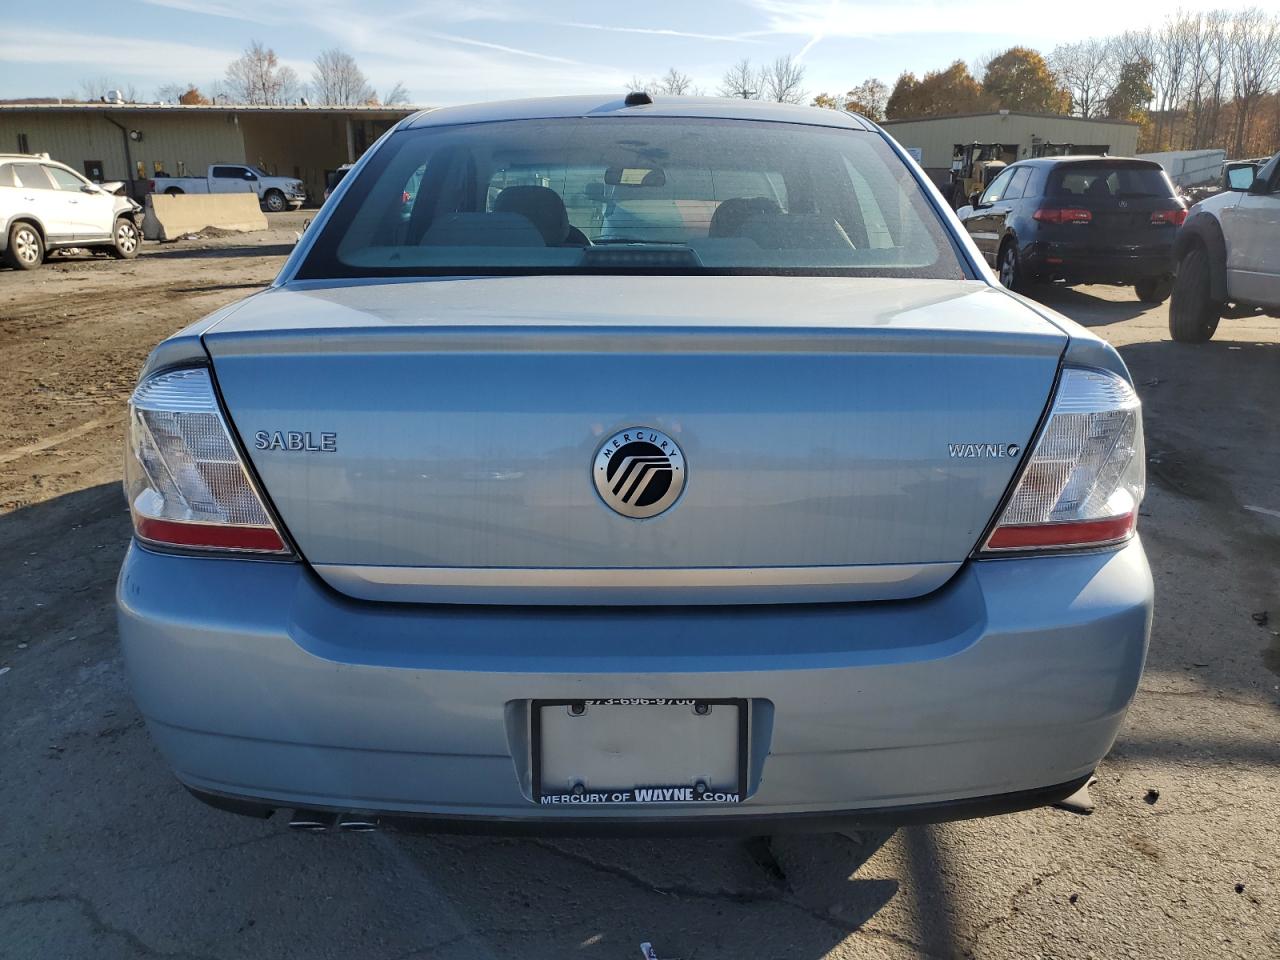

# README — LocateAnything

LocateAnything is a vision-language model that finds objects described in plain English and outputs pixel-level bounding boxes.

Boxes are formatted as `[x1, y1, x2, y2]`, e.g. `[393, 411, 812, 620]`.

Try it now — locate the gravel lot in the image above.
[1, 214, 1277, 959]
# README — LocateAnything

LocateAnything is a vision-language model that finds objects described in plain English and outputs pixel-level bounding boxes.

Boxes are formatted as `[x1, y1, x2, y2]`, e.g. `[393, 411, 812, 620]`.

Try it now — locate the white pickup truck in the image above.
[149, 163, 305, 212]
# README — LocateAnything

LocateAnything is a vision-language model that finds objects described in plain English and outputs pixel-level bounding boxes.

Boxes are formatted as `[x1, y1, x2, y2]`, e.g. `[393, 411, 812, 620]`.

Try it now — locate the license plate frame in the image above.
[530, 698, 749, 807]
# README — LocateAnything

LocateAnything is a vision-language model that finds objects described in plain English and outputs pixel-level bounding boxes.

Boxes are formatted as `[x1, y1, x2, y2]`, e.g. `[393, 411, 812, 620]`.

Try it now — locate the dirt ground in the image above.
[1, 216, 1277, 959]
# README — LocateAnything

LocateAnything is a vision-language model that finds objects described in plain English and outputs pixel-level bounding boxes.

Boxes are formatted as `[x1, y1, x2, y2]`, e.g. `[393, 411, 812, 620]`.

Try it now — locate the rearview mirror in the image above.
[1226, 165, 1256, 191]
[80, 184, 100, 194]
[605, 165, 665, 187]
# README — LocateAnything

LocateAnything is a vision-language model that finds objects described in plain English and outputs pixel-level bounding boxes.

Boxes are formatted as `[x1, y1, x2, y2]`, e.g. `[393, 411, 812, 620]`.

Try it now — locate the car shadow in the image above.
[1025, 284, 1153, 325]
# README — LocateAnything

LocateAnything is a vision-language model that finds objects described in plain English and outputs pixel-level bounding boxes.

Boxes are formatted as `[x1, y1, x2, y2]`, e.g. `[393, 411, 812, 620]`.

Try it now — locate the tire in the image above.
[1169, 246, 1221, 343]
[3, 221, 44, 270]
[263, 190, 286, 213]
[109, 217, 140, 259]
[164, 187, 183, 196]
[997, 241, 1023, 293]
[1135, 276, 1173, 304]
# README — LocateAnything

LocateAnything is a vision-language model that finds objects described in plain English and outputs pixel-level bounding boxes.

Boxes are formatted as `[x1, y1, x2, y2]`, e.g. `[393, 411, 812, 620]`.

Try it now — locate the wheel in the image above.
[997, 241, 1023, 293]
[164, 187, 183, 196]
[1169, 246, 1221, 343]
[3, 221, 44, 270]
[1135, 276, 1173, 304]
[109, 218, 140, 259]
[263, 190, 286, 213]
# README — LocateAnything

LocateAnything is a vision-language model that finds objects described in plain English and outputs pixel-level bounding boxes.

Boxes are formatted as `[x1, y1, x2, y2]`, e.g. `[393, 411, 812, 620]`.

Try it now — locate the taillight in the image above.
[1033, 208, 1092, 224]
[1150, 209, 1187, 226]
[124, 367, 290, 555]
[984, 367, 1144, 553]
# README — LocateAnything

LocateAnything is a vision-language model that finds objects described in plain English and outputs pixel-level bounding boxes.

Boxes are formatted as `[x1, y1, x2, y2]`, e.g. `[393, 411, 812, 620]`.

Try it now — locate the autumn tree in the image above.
[847, 79, 889, 120]
[312, 49, 375, 106]
[156, 83, 210, 105]
[812, 78, 889, 120]
[887, 62, 986, 119]
[981, 47, 1070, 113]
[224, 42, 300, 105]
[1105, 58, 1155, 121]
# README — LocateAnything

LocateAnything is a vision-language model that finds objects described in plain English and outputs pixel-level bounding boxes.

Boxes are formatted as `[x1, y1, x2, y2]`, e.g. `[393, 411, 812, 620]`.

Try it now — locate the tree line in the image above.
[811, 7, 1279, 157]
[78, 43, 411, 108]
[75, 9, 1278, 157]
[630, 56, 811, 104]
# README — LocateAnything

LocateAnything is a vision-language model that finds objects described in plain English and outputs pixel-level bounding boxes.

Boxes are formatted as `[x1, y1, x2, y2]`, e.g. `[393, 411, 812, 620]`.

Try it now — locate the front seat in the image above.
[707, 196, 782, 238]
[492, 185, 589, 246]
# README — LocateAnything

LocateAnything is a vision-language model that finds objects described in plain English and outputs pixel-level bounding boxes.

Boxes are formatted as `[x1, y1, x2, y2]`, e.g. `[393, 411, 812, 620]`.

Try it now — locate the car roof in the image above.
[1011, 156, 1158, 167]
[402, 95, 875, 132]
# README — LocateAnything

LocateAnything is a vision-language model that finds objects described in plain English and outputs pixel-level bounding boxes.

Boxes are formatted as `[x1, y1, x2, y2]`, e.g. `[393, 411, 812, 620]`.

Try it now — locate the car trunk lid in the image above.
[204, 276, 1067, 604]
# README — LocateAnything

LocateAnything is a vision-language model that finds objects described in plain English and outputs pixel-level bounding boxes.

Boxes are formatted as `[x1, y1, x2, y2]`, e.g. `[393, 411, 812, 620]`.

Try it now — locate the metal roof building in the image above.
[881, 111, 1140, 183]
[0, 102, 420, 203]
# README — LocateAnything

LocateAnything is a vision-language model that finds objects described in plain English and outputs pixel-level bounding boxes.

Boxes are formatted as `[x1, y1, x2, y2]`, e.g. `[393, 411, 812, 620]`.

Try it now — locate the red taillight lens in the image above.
[1150, 209, 1187, 226]
[1033, 208, 1092, 224]
[125, 368, 290, 555]
[983, 367, 1144, 554]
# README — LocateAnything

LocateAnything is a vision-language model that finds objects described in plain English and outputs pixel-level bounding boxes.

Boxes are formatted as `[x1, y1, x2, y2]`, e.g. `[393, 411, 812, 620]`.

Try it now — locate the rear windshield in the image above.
[1049, 163, 1175, 200]
[298, 118, 965, 279]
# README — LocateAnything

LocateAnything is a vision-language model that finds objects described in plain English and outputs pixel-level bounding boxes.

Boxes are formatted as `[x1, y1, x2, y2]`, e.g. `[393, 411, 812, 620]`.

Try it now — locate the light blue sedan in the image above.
[117, 94, 1151, 833]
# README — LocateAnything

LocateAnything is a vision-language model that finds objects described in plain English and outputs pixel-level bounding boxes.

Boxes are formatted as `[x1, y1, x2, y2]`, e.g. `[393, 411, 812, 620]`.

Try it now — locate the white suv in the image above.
[1170, 151, 1280, 342]
[0, 154, 143, 270]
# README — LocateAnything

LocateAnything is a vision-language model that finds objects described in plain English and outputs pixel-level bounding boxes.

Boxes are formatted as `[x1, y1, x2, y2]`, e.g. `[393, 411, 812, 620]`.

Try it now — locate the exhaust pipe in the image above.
[287, 811, 337, 832]
[287, 810, 380, 832]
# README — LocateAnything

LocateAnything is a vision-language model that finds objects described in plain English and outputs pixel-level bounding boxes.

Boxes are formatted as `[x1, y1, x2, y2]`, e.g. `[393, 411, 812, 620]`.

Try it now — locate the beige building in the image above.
[0, 103, 420, 204]
[882, 111, 1140, 187]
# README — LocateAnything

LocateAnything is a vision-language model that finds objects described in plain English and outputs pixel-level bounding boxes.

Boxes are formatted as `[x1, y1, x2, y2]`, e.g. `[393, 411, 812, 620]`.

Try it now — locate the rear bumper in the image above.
[185, 775, 1092, 836]
[117, 539, 1152, 828]
[1025, 240, 1174, 282]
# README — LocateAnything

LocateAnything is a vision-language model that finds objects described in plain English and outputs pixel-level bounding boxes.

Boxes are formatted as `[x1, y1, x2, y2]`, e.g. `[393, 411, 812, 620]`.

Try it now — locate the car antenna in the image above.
[624, 91, 653, 107]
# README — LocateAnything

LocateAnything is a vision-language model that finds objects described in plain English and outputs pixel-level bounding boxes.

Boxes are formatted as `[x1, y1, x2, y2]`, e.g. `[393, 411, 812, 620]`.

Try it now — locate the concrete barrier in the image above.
[142, 193, 268, 241]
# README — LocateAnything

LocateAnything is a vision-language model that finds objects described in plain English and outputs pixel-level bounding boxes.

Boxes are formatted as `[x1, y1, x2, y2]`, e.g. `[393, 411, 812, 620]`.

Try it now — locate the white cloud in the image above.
[557, 22, 762, 43]
[747, 0, 1265, 47]
[0, 29, 244, 79]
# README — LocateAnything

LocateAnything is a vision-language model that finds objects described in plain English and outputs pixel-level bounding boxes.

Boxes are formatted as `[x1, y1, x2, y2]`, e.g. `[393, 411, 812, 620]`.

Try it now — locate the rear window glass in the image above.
[12, 163, 52, 189]
[1050, 164, 1174, 200]
[299, 118, 964, 279]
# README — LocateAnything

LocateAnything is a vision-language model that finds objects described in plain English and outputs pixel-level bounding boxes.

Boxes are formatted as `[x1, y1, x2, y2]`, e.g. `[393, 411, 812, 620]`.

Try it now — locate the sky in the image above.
[0, 0, 1264, 106]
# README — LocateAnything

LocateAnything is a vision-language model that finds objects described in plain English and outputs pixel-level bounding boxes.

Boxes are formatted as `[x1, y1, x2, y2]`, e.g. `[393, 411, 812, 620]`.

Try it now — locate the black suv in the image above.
[956, 157, 1187, 302]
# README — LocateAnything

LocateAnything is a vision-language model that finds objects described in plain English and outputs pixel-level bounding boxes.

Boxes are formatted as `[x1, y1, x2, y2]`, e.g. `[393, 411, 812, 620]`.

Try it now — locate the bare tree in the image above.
[383, 82, 411, 107]
[224, 42, 300, 105]
[76, 78, 138, 102]
[763, 55, 807, 104]
[1050, 39, 1112, 118]
[1228, 7, 1280, 157]
[156, 82, 187, 104]
[719, 59, 764, 99]
[658, 67, 693, 96]
[312, 49, 375, 106]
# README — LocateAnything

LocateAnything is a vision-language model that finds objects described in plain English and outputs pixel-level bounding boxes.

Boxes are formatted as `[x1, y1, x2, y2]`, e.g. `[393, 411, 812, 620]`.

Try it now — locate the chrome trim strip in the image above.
[313, 561, 962, 606]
